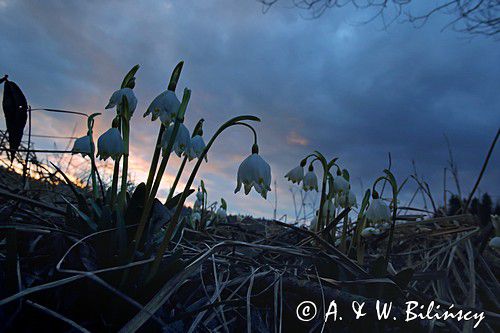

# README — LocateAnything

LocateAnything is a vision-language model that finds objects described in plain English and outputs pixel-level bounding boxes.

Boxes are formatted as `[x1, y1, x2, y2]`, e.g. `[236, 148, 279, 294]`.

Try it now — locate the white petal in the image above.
[106, 88, 137, 115]
[72, 135, 93, 157]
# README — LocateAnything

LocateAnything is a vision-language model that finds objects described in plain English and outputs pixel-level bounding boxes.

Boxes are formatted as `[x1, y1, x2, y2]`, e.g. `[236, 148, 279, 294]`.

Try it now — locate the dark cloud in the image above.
[1, 0, 498, 219]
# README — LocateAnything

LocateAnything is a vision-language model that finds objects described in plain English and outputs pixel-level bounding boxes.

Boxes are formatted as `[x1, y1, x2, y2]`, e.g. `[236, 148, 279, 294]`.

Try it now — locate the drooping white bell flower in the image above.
[190, 211, 201, 227]
[96, 128, 125, 161]
[322, 199, 336, 218]
[302, 169, 318, 192]
[193, 198, 202, 212]
[333, 175, 350, 194]
[361, 227, 380, 238]
[196, 189, 204, 201]
[336, 190, 357, 209]
[71, 135, 94, 158]
[234, 147, 272, 199]
[144, 90, 181, 124]
[489, 237, 500, 250]
[161, 123, 191, 157]
[309, 215, 318, 231]
[187, 135, 207, 161]
[285, 165, 304, 184]
[216, 207, 227, 220]
[105, 88, 137, 116]
[365, 198, 391, 222]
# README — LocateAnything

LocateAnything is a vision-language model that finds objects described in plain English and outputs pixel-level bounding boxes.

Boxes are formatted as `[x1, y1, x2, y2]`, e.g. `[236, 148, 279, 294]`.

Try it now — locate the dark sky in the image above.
[1, 0, 499, 220]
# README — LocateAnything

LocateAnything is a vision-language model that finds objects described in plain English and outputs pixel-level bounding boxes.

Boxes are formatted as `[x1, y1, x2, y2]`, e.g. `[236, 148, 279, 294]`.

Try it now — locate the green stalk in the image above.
[128, 89, 191, 260]
[372, 171, 398, 267]
[145, 126, 165, 195]
[385, 196, 398, 264]
[340, 214, 349, 253]
[120, 115, 130, 197]
[87, 114, 100, 200]
[110, 156, 120, 206]
[317, 170, 328, 231]
[90, 156, 98, 199]
[166, 156, 188, 203]
[145, 61, 184, 196]
[147, 115, 260, 281]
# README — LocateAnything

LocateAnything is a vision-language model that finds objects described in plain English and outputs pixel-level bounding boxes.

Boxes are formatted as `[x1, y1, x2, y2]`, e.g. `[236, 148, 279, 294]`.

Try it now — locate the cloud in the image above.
[1, 0, 499, 219]
[287, 131, 309, 146]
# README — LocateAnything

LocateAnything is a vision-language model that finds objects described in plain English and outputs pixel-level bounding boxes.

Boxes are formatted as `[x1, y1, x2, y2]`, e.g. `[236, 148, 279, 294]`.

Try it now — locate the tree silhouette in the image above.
[258, 0, 500, 36]
[447, 194, 462, 216]
[478, 193, 493, 226]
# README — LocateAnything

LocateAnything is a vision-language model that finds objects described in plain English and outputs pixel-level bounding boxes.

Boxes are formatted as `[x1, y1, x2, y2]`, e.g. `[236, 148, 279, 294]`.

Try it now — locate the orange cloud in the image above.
[286, 131, 308, 146]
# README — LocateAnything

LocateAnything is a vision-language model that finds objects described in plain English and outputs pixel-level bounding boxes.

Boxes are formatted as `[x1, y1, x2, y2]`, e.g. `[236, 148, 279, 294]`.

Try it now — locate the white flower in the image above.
[380, 222, 391, 230]
[235, 152, 272, 199]
[333, 176, 350, 194]
[302, 170, 318, 191]
[365, 198, 391, 222]
[71, 135, 94, 158]
[322, 199, 336, 218]
[105, 88, 137, 116]
[335, 190, 357, 209]
[309, 215, 318, 231]
[361, 227, 380, 238]
[190, 212, 201, 227]
[489, 237, 500, 250]
[193, 198, 202, 212]
[161, 123, 191, 157]
[285, 165, 304, 184]
[96, 128, 124, 161]
[187, 135, 207, 161]
[196, 190, 204, 201]
[216, 207, 227, 220]
[144, 90, 181, 124]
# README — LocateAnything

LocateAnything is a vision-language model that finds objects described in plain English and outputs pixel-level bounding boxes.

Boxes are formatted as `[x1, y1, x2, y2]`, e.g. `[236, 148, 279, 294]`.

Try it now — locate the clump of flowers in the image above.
[67, 62, 270, 282]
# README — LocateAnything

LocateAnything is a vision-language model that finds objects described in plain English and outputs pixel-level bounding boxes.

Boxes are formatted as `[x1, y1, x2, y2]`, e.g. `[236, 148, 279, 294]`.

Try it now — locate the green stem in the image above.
[110, 156, 121, 206]
[145, 61, 184, 196]
[145, 125, 165, 195]
[90, 156, 98, 199]
[385, 198, 398, 265]
[128, 89, 191, 260]
[147, 115, 260, 281]
[166, 156, 188, 203]
[312, 152, 328, 232]
[340, 214, 349, 253]
[120, 117, 130, 197]
[317, 171, 328, 231]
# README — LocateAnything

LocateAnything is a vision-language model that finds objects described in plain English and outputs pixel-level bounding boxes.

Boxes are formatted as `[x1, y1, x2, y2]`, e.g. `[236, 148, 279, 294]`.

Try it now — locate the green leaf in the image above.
[192, 118, 205, 137]
[125, 183, 146, 227]
[121, 64, 140, 89]
[167, 61, 184, 91]
[342, 168, 350, 181]
[221, 198, 227, 210]
[359, 189, 371, 215]
[61, 196, 97, 232]
[165, 189, 195, 210]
